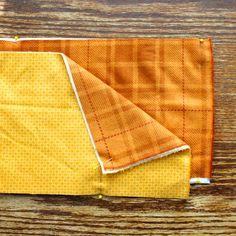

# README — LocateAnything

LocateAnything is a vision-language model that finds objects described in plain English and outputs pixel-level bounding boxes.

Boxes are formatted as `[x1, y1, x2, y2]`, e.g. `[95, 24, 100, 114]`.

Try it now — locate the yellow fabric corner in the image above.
[0, 52, 190, 198]
[103, 149, 191, 198]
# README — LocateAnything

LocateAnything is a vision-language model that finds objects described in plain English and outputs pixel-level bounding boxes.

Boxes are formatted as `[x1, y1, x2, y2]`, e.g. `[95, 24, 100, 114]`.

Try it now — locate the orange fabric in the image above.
[67, 57, 187, 172]
[0, 38, 214, 177]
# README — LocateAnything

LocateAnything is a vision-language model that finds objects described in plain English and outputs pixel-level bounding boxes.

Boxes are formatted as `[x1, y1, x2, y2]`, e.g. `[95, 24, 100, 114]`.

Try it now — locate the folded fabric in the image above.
[0, 38, 214, 198]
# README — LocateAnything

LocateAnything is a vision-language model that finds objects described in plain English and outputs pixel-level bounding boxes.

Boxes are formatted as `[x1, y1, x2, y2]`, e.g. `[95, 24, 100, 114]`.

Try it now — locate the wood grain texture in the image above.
[0, 0, 235, 235]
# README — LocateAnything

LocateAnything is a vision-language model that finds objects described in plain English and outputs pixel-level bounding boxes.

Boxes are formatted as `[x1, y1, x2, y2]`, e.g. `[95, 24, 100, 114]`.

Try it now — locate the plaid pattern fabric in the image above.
[0, 38, 214, 177]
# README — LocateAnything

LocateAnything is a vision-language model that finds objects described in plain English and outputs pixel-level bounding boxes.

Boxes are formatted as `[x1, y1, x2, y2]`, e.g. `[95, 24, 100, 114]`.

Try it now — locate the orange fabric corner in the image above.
[66, 56, 188, 173]
[0, 38, 214, 177]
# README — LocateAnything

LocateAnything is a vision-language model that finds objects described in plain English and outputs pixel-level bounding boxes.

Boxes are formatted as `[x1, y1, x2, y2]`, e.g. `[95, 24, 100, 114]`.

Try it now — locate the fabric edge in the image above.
[0, 37, 209, 42]
[209, 38, 215, 178]
[61, 53, 106, 174]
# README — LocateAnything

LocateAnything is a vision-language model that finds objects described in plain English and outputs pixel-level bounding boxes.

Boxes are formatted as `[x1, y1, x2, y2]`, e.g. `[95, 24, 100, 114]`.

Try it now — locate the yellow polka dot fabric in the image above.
[0, 52, 190, 198]
[103, 150, 190, 198]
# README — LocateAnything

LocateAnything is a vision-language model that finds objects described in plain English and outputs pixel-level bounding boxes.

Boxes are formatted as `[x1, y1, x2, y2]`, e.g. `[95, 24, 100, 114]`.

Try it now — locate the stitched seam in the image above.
[81, 41, 113, 166]
[170, 128, 211, 131]
[87, 40, 102, 192]
[95, 120, 155, 143]
[200, 40, 204, 176]
[78, 69, 111, 159]
[182, 39, 185, 141]
[87, 40, 89, 70]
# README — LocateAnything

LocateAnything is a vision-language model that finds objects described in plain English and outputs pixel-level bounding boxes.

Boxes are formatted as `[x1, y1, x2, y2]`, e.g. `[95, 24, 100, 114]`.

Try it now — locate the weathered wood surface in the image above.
[0, 0, 235, 235]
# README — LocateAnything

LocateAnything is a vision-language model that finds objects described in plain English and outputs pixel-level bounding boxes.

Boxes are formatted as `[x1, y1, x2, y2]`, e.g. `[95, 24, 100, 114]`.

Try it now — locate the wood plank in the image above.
[0, 0, 235, 235]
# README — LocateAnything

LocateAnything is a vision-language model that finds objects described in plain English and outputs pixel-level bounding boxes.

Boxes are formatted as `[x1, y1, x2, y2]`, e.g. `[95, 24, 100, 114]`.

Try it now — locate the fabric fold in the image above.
[0, 51, 191, 198]
[0, 38, 214, 178]
[64, 55, 189, 173]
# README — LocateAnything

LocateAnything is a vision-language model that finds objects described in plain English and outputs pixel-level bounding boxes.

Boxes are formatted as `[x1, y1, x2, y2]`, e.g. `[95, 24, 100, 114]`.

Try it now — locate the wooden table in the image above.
[0, 0, 235, 235]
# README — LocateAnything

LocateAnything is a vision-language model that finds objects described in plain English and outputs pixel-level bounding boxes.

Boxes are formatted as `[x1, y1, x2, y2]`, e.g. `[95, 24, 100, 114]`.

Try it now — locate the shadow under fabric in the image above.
[0, 38, 214, 198]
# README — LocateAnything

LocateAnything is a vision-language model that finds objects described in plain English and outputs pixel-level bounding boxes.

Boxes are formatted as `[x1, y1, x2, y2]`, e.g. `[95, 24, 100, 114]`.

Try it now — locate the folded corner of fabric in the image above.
[62, 54, 191, 175]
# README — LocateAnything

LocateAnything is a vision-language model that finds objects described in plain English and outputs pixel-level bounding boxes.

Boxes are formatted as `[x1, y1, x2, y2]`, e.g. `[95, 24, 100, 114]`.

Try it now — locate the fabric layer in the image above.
[0, 52, 190, 198]
[66, 56, 188, 173]
[0, 38, 214, 178]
